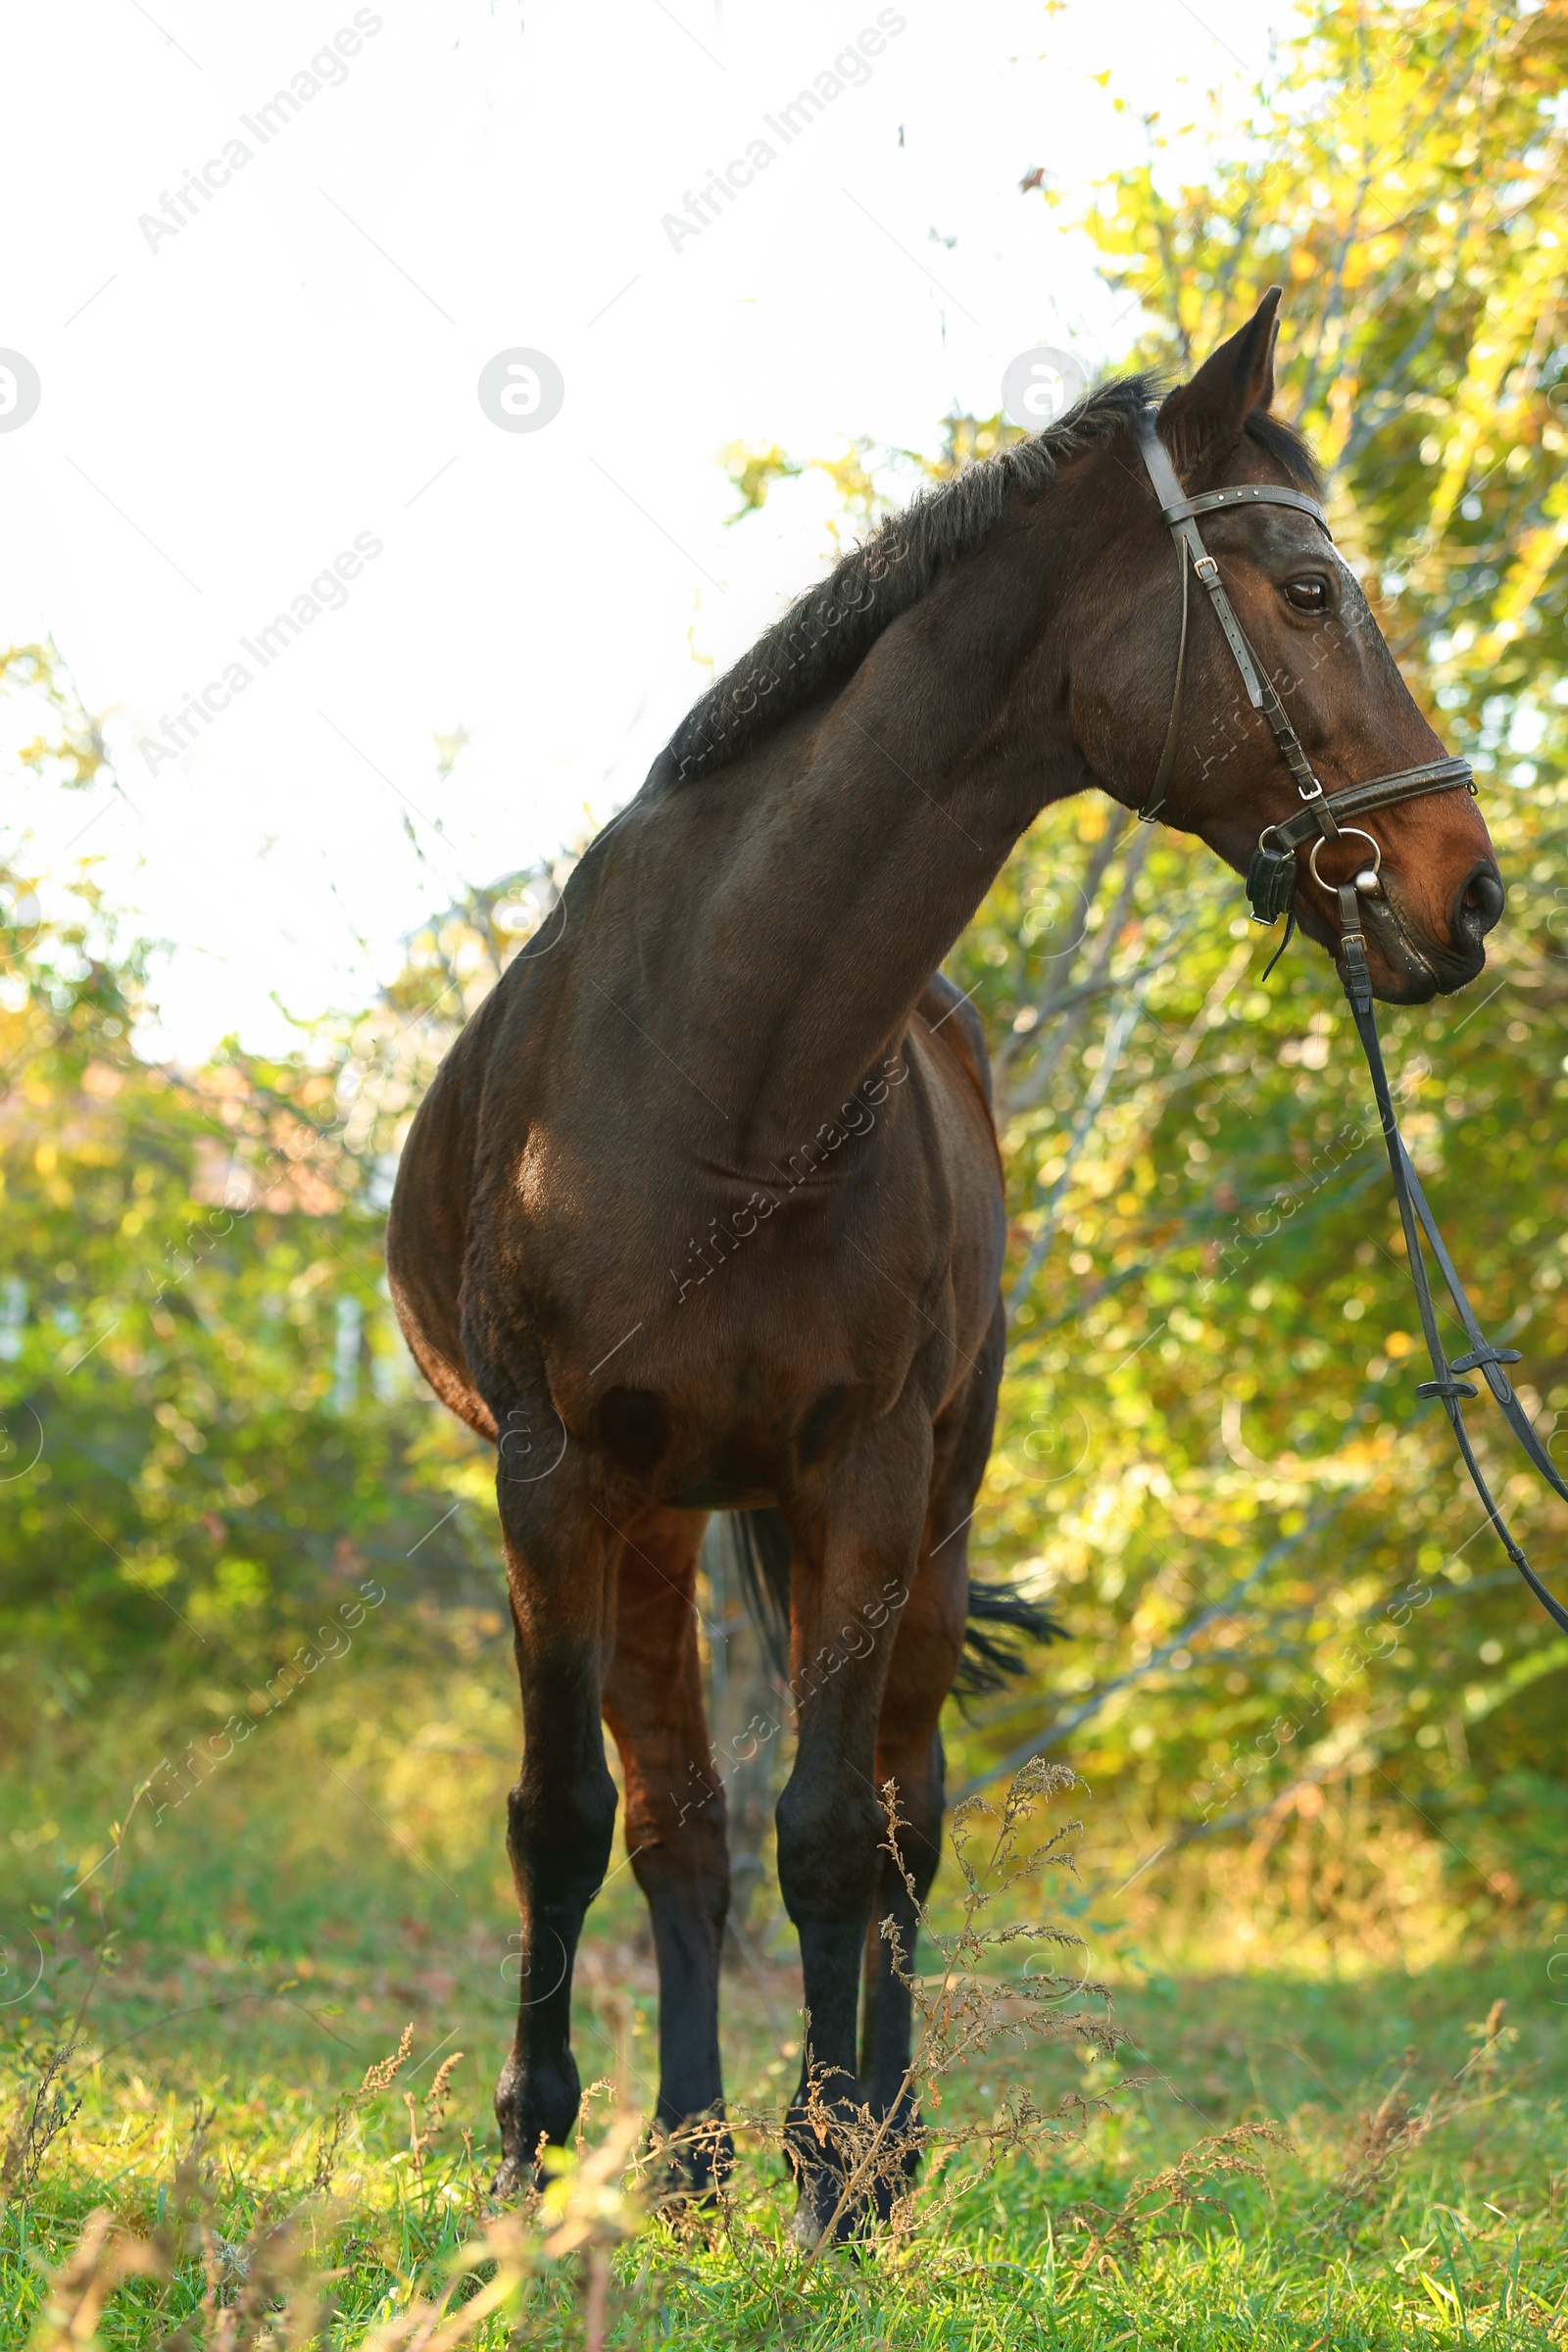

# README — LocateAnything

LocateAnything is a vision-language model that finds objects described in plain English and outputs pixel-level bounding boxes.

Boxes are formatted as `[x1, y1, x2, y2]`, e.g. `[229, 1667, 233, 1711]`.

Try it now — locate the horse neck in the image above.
[695, 508, 1095, 1157]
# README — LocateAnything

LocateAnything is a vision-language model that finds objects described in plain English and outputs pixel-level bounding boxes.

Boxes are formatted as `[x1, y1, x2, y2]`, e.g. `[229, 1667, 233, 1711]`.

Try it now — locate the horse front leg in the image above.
[861, 1315, 1002, 2201]
[856, 1556, 965, 2211]
[774, 1405, 933, 2247]
[492, 1459, 621, 2195]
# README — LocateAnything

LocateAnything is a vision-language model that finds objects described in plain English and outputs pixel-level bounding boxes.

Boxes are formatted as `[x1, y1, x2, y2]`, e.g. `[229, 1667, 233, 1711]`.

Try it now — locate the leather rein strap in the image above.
[1129, 407, 1568, 1639]
[1339, 921, 1568, 1638]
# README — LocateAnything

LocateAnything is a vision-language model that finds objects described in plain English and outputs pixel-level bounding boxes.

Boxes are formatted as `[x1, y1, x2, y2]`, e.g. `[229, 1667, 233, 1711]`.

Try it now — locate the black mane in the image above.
[662, 373, 1324, 784]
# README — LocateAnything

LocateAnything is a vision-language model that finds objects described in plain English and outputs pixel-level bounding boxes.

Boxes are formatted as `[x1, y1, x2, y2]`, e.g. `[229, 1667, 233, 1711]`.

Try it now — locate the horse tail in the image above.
[728, 1508, 1065, 1691]
[728, 1506, 793, 1671]
[954, 1579, 1067, 1695]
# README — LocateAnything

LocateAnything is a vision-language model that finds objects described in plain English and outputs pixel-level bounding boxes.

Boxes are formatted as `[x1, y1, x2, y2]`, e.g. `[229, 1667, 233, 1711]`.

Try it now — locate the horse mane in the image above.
[662, 374, 1154, 783]
[1246, 406, 1324, 498]
[662, 372, 1324, 785]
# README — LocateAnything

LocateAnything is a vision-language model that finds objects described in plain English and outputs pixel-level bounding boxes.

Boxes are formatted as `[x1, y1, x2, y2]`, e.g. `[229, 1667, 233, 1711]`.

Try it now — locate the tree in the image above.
[0, 680, 570, 1736]
[932, 0, 1568, 1897]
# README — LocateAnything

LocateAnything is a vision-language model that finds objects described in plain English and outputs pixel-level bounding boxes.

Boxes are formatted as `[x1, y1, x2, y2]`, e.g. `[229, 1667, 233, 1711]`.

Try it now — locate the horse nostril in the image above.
[1453, 862, 1505, 943]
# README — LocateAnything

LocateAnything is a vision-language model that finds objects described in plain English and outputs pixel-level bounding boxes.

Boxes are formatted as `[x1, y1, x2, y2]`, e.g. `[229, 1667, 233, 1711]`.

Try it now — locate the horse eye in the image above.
[1284, 576, 1328, 613]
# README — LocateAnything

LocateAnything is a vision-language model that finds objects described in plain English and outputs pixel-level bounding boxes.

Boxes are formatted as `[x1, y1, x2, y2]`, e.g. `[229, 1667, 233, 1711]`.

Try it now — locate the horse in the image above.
[386, 288, 1502, 2239]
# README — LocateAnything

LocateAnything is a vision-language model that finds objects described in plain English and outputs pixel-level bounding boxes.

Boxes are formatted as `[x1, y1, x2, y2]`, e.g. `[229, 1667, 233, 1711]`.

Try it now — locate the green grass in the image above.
[3, 1651, 1566, 2347]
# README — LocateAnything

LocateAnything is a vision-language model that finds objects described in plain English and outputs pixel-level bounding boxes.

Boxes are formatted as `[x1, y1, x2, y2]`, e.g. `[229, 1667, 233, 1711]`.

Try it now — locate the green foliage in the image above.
[0, 877, 397, 1707]
[0, 821, 574, 1733]
[926, 0, 1568, 1883]
[0, 643, 112, 798]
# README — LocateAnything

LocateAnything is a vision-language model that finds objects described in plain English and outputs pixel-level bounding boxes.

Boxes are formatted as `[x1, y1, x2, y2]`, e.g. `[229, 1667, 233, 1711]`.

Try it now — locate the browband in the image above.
[1134, 417, 1330, 534]
[1172, 483, 1331, 527]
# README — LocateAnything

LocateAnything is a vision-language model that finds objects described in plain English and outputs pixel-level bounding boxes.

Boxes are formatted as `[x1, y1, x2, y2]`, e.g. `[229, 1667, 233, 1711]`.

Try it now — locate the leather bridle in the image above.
[1127, 407, 1568, 1639]
[1132, 411, 1476, 904]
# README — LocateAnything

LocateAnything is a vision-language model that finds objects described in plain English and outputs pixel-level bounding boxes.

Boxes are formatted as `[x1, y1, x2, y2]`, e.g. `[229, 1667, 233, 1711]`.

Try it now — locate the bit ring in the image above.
[1308, 826, 1382, 894]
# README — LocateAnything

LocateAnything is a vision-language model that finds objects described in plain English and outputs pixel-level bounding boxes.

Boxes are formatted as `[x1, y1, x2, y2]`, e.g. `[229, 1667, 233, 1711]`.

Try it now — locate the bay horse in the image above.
[386, 290, 1502, 2237]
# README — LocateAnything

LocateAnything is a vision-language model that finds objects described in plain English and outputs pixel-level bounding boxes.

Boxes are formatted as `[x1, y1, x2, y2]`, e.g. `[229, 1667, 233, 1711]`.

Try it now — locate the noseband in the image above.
[1123, 409, 1568, 1640]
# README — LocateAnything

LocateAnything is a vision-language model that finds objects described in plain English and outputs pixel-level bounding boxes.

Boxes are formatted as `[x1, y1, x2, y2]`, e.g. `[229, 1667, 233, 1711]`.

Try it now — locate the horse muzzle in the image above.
[1355, 855, 1504, 1001]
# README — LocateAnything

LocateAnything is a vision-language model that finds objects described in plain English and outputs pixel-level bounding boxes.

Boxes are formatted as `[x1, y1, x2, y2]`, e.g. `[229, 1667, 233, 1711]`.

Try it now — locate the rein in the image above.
[1131, 410, 1568, 1638]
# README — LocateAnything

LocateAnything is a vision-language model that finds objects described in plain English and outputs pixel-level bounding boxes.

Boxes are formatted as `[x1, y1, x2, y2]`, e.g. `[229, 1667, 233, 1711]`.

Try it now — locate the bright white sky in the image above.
[1, 0, 1296, 1060]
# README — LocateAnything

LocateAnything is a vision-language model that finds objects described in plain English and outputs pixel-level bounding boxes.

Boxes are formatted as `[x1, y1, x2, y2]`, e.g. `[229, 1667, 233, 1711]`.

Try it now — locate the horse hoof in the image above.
[643, 2112, 731, 2217]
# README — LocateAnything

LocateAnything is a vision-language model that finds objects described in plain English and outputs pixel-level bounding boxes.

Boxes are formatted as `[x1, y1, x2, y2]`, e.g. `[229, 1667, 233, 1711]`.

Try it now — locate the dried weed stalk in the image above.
[182, 2208, 327, 2352]
[1321, 1996, 1519, 2242]
[21, 2039, 646, 2352]
[692, 1757, 1141, 2262]
[0, 2042, 83, 2210]
[340, 2091, 644, 2352]
[841, 1760, 1125, 2249]
[1057, 2123, 1288, 2291]
[24, 2206, 166, 2352]
[311, 2022, 415, 2193]
[22, 2107, 332, 2352]
[404, 2051, 465, 2192]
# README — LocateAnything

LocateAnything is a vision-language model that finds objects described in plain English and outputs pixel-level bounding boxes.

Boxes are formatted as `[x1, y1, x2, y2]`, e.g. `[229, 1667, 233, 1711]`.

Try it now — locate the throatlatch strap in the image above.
[1140, 547, 1189, 827]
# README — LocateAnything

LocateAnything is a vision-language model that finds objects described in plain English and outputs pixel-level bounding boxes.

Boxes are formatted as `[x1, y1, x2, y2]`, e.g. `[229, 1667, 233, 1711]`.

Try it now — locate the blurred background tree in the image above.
[0, 693, 579, 1720]
[945, 0, 1568, 1934]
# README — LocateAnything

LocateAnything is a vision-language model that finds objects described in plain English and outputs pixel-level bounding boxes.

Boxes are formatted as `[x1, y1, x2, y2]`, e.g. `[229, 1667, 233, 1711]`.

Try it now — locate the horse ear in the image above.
[1158, 287, 1282, 475]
